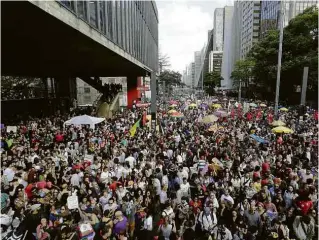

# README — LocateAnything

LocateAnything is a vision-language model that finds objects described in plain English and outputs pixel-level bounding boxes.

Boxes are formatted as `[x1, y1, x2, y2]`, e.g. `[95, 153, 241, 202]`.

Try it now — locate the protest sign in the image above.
[67, 195, 79, 209]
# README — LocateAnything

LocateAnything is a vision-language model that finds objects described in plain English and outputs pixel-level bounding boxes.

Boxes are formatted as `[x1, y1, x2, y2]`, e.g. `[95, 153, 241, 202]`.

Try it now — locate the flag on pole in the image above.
[129, 119, 141, 137]
[142, 111, 147, 126]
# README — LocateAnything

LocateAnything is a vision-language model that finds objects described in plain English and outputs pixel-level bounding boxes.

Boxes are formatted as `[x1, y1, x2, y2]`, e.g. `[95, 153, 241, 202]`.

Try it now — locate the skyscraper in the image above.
[240, 1, 261, 59]
[194, 51, 202, 87]
[260, 0, 318, 38]
[213, 8, 224, 51]
[221, 6, 234, 89]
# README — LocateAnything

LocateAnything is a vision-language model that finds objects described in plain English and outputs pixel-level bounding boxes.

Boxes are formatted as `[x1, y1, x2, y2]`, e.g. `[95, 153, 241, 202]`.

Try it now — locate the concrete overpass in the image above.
[1, 0, 158, 109]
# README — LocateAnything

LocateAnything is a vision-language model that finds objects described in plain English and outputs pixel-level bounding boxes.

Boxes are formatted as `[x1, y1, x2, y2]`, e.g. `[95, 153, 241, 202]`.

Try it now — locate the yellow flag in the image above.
[129, 119, 140, 137]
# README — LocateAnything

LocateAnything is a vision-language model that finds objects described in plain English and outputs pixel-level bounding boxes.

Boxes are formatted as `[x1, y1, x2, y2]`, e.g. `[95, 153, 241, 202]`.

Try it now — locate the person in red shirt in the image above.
[55, 131, 64, 143]
[109, 177, 119, 192]
[189, 196, 202, 214]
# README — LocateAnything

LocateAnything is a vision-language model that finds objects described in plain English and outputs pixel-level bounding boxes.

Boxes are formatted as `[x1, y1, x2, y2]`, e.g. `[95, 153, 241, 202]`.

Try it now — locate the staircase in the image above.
[78, 77, 122, 118]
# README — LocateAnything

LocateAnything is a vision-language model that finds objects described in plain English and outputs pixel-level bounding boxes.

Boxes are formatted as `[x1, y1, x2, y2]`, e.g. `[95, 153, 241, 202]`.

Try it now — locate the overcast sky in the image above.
[157, 0, 231, 73]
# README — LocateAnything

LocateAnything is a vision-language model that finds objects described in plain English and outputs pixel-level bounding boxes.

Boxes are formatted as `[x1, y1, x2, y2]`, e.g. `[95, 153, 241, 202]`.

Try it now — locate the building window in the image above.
[84, 96, 92, 102]
[89, 1, 98, 28]
[77, 1, 87, 21]
[84, 87, 91, 93]
[60, 0, 76, 12]
[99, 1, 106, 33]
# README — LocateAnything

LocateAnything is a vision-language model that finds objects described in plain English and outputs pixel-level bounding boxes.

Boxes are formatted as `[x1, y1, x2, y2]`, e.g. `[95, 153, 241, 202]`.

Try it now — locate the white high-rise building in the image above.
[213, 8, 224, 51]
[221, 6, 234, 89]
[194, 51, 202, 87]
[240, 1, 261, 60]
[208, 51, 223, 73]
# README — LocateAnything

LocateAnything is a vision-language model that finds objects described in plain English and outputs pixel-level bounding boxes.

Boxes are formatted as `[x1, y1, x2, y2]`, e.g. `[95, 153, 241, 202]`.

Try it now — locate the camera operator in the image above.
[211, 219, 232, 240]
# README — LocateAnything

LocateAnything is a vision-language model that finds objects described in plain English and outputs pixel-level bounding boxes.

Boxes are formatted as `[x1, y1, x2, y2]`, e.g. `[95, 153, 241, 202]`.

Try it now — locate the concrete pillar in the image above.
[55, 77, 77, 112]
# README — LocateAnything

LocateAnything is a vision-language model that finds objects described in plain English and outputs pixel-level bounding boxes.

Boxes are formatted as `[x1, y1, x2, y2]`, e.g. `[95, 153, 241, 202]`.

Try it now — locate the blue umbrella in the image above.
[250, 134, 269, 144]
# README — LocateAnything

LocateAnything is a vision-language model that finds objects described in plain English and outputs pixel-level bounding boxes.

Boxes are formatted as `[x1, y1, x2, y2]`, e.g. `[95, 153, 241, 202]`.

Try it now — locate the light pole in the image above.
[274, 0, 284, 118]
[238, 79, 242, 102]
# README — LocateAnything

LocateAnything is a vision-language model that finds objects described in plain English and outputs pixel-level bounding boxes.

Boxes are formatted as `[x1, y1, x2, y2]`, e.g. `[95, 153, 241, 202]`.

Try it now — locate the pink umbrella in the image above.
[213, 110, 228, 117]
[169, 100, 178, 105]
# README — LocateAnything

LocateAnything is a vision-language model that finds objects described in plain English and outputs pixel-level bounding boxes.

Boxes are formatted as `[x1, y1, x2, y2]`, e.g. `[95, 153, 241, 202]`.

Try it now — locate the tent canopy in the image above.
[64, 115, 105, 129]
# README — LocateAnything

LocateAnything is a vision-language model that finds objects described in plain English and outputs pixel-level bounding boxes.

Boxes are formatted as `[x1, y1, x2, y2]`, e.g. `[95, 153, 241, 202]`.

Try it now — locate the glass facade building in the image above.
[59, 0, 159, 72]
[260, 0, 317, 39]
[240, 1, 261, 59]
[213, 8, 224, 52]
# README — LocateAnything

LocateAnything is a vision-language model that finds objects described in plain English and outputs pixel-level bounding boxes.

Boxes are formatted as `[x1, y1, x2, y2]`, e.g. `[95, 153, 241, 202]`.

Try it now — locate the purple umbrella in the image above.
[213, 110, 228, 117]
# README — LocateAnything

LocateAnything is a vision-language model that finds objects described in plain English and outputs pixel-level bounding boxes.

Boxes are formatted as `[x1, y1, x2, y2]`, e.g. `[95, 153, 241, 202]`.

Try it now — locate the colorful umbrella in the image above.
[279, 107, 288, 112]
[168, 109, 177, 114]
[272, 126, 293, 133]
[250, 134, 269, 144]
[213, 110, 228, 117]
[212, 104, 222, 109]
[169, 100, 178, 105]
[271, 120, 286, 126]
[201, 115, 218, 123]
[171, 112, 184, 118]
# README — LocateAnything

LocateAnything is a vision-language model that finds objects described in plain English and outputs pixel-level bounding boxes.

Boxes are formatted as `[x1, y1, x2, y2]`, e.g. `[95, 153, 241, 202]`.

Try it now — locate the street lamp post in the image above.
[238, 79, 242, 102]
[274, 0, 284, 118]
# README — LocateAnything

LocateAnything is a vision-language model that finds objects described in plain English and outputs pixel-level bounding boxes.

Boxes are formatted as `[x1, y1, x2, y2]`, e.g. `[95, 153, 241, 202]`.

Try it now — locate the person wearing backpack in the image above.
[195, 206, 216, 239]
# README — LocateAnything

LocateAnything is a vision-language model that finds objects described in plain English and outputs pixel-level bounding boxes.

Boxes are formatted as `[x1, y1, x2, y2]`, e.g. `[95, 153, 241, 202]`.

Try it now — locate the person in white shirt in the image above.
[125, 155, 136, 169]
[143, 210, 153, 239]
[100, 167, 109, 185]
[162, 170, 169, 189]
[177, 167, 189, 183]
[70, 170, 80, 187]
[152, 175, 161, 195]
[180, 178, 190, 198]
[220, 189, 234, 205]
[198, 207, 215, 233]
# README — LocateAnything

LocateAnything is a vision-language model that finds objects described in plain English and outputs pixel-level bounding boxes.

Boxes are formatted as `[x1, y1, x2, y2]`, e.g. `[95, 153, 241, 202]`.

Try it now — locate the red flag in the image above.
[142, 111, 147, 126]
[314, 111, 318, 121]
[231, 109, 235, 119]
[267, 113, 273, 123]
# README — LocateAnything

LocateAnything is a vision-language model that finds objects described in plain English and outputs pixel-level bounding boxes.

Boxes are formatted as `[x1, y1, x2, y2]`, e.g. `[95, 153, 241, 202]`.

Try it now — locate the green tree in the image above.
[231, 59, 255, 88]
[204, 72, 223, 95]
[249, 6, 318, 102]
[157, 70, 182, 94]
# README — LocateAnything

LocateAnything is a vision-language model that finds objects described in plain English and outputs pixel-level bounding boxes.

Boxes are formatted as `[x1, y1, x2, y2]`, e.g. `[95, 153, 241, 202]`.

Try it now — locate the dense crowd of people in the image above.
[102, 83, 122, 104]
[0, 95, 318, 240]
[1, 87, 45, 101]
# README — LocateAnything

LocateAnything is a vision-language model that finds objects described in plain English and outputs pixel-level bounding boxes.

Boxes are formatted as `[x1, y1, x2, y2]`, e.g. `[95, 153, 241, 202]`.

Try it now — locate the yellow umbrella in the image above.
[201, 115, 218, 123]
[189, 103, 197, 107]
[168, 109, 177, 114]
[271, 120, 286, 126]
[212, 104, 222, 109]
[279, 107, 288, 112]
[260, 103, 267, 107]
[169, 104, 177, 108]
[272, 126, 293, 134]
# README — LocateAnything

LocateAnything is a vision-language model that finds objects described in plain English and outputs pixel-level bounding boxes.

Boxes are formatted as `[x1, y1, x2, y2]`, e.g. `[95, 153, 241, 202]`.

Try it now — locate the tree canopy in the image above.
[231, 59, 255, 88]
[204, 72, 223, 95]
[248, 6, 318, 103]
[157, 70, 182, 87]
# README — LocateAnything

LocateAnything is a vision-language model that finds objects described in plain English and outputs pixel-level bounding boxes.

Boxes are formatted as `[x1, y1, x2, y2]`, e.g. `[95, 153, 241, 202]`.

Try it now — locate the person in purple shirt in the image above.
[113, 210, 128, 235]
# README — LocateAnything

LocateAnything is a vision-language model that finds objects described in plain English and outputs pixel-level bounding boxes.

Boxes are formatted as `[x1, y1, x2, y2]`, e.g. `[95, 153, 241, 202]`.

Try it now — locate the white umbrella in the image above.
[64, 115, 105, 129]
